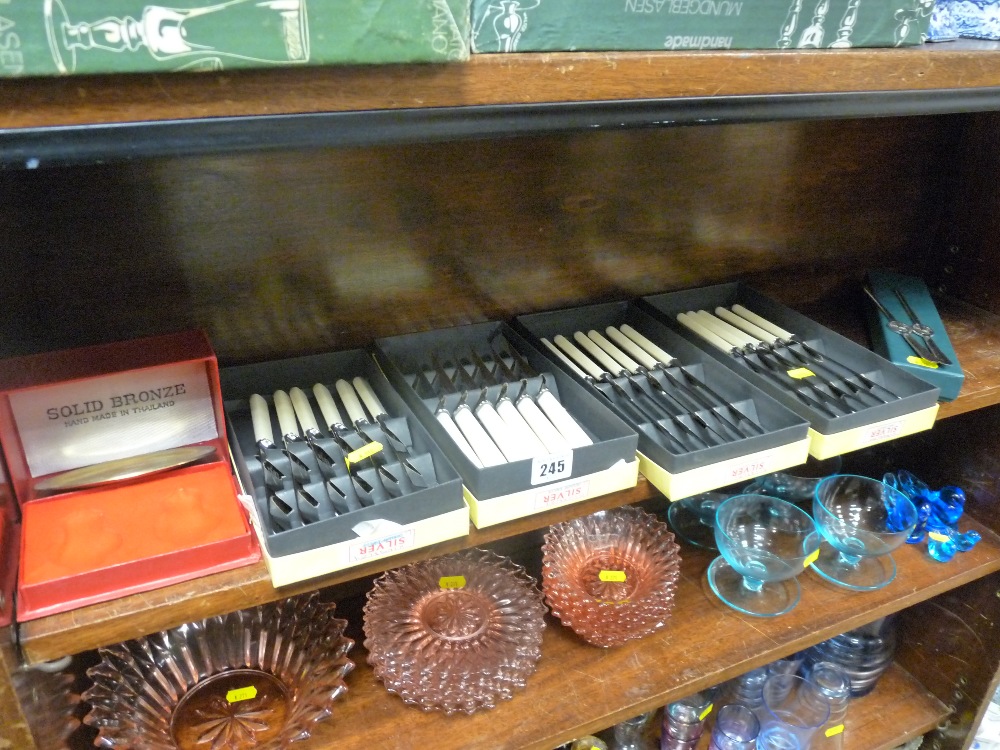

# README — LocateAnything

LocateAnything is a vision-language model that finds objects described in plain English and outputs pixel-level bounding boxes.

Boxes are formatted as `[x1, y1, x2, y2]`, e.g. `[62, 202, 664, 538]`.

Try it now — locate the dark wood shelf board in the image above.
[4, 43, 1000, 129]
[934, 297, 1000, 419]
[2, 44, 1000, 164]
[296, 536, 969, 750]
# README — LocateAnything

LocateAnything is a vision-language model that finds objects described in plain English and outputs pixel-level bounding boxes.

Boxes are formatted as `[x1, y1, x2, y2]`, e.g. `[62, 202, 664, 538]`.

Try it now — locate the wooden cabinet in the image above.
[4, 43, 1000, 749]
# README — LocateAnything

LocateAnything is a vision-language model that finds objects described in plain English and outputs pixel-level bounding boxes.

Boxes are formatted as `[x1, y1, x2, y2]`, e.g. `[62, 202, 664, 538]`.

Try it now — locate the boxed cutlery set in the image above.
[374, 322, 640, 527]
[514, 301, 811, 500]
[222, 348, 468, 587]
[0, 279, 953, 618]
[863, 270, 963, 401]
[0, 330, 258, 621]
[636, 283, 941, 459]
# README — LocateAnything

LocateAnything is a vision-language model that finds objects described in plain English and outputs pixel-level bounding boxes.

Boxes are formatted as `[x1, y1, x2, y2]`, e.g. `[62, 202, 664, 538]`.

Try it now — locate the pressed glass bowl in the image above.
[82, 593, 355, 749]
[542, 505, 681, 647]
[363, 547, 546, 714]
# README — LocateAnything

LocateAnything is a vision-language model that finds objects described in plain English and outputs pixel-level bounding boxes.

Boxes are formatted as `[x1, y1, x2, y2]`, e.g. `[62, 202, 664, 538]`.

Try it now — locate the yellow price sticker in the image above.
[439, 576, 466, 589]
[804, 548, 820, 567]
[787, 367, 815, 379]
[699, 703, 714, 721]
[928, 531, 950, 543]
[825, 724, 845, 737]
[906, 356, 940, 369]
[226, 686, 258, 704]
[598, 570, 627, 583]
[345, 441, 383, 470]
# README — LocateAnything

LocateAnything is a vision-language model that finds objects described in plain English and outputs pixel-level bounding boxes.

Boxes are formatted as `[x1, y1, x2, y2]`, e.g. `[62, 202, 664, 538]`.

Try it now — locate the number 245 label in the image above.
[531, 452, 573, 485]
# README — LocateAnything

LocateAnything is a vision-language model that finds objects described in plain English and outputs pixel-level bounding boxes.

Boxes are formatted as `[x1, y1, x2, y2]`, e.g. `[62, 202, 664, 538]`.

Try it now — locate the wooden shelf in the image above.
[3, 42, 1000, 165]
[16, 480, 654, 664]
[2, 42, 1000, 130]
[290, 526, 980, 750]
[18, 292, 1000, 664]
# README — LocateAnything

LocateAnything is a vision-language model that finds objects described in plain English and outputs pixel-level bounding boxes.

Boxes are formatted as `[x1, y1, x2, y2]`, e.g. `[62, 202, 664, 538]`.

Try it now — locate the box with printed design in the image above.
[221, 348, 468, 587]
[0, 0, 469, 78]
[0, 330, 259, 621]
[471, 0, 932, 53]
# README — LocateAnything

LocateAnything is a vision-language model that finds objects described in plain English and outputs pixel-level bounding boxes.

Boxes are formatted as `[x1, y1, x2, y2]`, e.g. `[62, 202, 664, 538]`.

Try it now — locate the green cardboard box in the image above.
[0, 0, 468, 78]
[471, 0, 932, 52]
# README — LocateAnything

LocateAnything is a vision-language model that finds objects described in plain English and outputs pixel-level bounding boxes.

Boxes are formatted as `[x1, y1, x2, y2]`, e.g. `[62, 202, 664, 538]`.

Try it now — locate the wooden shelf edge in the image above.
[16, 479, 655, 664]
[2, 42, 1000, 131]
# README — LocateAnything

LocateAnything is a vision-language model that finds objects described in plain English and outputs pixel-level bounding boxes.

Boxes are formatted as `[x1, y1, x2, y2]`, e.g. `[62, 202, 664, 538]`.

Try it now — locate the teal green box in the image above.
[865, 270, 963, 402]
[0, 0, 469, 78]
[471, 0, 932, 52]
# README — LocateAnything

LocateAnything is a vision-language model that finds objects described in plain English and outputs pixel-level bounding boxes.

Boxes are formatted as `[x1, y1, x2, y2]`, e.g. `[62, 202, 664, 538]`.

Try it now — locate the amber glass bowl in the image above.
[542, 505, 682, 647]
[82, 593, 355, 749]
[363, 548, 546, 714]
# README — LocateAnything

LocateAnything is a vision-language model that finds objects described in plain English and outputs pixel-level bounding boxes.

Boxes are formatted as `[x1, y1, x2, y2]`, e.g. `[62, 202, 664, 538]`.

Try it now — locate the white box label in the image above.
[534, 479, 591, 511]
[530, 451, 573, 486]
[9, 361, 217, 477]
[349, 528, 416, 563]
[861, 419, 904, 446]
[725, 450, 779, 484]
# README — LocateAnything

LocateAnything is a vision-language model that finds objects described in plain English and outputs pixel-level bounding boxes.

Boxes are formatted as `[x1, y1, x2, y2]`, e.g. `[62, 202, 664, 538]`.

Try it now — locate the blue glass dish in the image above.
[708, 494, 819, 618]
[809, 475, 918, 591]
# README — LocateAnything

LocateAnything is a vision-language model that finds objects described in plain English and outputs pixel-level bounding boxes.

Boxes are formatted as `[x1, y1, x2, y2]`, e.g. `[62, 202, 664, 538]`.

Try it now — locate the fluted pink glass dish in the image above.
[542, 505, 682, 647]
[363, 547, 546, 715]
[82, 593, 355, 749]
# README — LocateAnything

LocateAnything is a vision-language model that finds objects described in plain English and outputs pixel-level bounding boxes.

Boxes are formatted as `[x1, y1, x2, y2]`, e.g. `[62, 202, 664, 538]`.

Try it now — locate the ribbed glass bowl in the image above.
[82, 593, 355, 749]
[542, 505, 682, 647]
[363, 547, 546, 715]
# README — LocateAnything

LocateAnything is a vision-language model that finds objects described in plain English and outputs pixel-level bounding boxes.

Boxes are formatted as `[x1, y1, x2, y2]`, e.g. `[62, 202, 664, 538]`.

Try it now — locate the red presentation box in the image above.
[0, 330, 258, 622]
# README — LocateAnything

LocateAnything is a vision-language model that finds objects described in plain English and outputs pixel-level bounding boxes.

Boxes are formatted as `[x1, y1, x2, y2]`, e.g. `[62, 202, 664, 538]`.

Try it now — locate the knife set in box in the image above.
[374, 322, 639, 528]
[0, 331, 259, 621]
[221, 348, 468, 587]
[514, 302, 811, 500]
[636, 283, 941, 459]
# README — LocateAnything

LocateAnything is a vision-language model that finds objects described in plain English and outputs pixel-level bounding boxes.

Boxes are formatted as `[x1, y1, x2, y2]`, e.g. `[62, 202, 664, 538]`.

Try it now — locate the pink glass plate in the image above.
[82, 593, 355, 749]
[543, 505, 682, 647]
[363, 548, 546, 714]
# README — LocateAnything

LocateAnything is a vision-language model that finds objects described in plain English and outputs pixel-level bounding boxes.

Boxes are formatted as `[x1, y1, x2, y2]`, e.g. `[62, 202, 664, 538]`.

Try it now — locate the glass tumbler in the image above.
[663, 688, 717, 745]
[758, 674, 831, 750]
[610, 711, 657, 750]
[710, 704, 760, 750]
[806, 661, 850, 745]
[723, 667, 769, 712]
